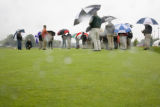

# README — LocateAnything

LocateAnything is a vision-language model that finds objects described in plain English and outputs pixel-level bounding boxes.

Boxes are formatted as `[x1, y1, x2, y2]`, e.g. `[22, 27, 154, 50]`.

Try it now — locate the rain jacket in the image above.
[142, 24, 152, 35]
[17, 33, 22, 41]
[89, 15, 102, 28]
[105, 23, 115, 35]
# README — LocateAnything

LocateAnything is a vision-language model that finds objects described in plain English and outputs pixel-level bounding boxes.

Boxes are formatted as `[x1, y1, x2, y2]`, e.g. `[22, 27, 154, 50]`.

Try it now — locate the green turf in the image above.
[0, 47, 160, 107]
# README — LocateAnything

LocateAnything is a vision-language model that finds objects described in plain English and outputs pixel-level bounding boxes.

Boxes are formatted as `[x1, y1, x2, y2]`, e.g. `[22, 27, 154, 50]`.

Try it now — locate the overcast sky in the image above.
[0, 0, 160, 41]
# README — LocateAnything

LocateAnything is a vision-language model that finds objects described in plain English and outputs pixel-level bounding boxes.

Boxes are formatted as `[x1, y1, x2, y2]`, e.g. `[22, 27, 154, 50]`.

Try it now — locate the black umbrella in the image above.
[47, 31, 55, 36]
[74, 4, 101, 26]
[101, 16, 116, 23]
[13, 29, 25, 39]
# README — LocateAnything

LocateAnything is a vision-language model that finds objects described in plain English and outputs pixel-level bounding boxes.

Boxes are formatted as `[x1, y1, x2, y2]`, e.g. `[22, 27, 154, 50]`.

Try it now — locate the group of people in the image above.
[15, 13, 152, 51]
[86, 12, 133, 51]
[16, 32, 32, 50]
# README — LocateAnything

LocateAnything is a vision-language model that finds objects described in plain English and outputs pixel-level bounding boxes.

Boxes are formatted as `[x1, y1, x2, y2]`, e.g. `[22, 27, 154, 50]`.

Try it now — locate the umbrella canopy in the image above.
[74, 9, 87, 25]
[35, 32, 41, 44]
[38, 32, 41, 36]
[83, 5, 101, 15]
[125, 23, 133, 28]
[72, 32, 88, 39]
[137, 17, 158, 25]
[101, 16, 116, 23]
[48, 31, 55, 36]
[72, 33, 77, 38]
[35, 35, 39, 44]
[114, 24, 131, 34]
[74, 4, 101, 25]
[57, 29, 69, 35]
[13, 29, 25, 39]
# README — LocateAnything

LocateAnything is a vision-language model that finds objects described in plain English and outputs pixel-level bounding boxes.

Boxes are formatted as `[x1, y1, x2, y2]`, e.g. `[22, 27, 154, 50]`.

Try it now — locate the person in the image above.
[89, 12, 102, 51]
[100, 36, 108, 49]
[16, 32, 22, 50]
[127, 31, 133, 49]
[38, 32, 43, 49]
[142, 24, 152, 50]
[105, 21, 115, 50]
[66, 33, 72, 49]
[81, 32, 87, 49]
[113, 33, 118, 49]
[25, 39, 32, 50]
[62, 34, 67, 48]
[42, 25, 48, 50]
[75, 36, 80, 49]
[119, 33, 128, 50]
[48, 31, 55, 49]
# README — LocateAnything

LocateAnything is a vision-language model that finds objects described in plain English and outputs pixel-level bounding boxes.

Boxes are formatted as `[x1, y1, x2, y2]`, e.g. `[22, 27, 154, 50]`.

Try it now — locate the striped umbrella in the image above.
[72, 32, 88, 39]
[74, 4, 101, 25]
[114, 24, 131, 34]
[137, 17, 158, 25]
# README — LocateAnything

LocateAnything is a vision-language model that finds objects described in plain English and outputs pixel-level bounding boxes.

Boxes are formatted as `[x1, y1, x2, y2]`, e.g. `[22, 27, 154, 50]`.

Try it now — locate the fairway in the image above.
[0, 48, 160, 107]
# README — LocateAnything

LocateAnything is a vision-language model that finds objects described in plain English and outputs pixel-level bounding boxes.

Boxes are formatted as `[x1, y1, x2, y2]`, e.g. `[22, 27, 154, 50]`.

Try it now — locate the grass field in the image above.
[0, 47, 160, 107]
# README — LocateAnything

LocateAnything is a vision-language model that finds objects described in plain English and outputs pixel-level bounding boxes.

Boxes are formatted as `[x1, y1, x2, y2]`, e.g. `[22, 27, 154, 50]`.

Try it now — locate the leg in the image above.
[107, 35, 111, 50]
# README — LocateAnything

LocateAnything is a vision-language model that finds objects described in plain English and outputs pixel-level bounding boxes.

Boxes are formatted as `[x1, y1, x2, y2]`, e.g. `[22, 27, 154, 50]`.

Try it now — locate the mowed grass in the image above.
[0, 47, 160, 107]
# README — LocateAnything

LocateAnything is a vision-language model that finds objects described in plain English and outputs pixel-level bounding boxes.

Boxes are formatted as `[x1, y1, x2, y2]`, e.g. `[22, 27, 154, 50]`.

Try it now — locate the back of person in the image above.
[26, 40, 32, 49]
[105, 23, 115, 35]
[17, 33, 22, 41]
[81, 34, 87, 41]
[90, 15, 102, 29]
[143, 24, 152, 34]
[67, 33, 72, 39]
[39, 34, 43, 41]
[127, 32, 133, 39]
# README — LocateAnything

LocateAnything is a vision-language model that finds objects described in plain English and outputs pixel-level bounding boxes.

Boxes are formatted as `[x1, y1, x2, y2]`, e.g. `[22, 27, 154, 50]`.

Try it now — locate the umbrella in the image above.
[114, 24, 131, 34]
[38, 32, 41, 36]
[35, 32, 41, 44]
[74, 4, 101, 25]
[47, 31, 55, 36]
[101, 16, 116, 23]
[83, 5, 101, 15]
[137, 17, 158, 25]
[74, 9, 87, 25]
[35, 35, 39, 44]
[74, 32, 88, 39]
[125, 23, 133, 28]
[13, 29, 25, 39]
[72, 33, 77, 38]
[57, 29, 69, 35]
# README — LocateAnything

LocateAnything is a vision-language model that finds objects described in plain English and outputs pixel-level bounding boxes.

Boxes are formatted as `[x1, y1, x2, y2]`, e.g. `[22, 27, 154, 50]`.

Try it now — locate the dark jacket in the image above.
[81, 34, 87, 41]
[26, 41, 32, 48]
[127, 32, 133, 39]
[39, 34, 43, 41]
[17, 33, 22, 41]
[66, 33, 72, 39]
[105, 23, 115, 35]
[89, 15, 102, 29]
[142, 24, 152, 35]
